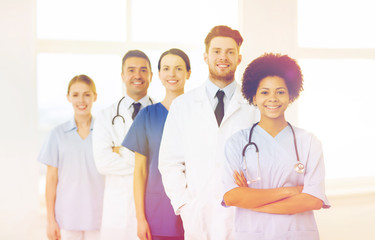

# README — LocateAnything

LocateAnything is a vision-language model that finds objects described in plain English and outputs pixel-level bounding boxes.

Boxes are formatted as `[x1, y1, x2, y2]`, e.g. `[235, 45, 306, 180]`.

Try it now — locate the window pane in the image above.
[37, 53, 123, 129]
[298, 0, 375, 48]
[37, 0, 127, 41]
[297, 59, 375, 178]
[131, 0, 238, 43]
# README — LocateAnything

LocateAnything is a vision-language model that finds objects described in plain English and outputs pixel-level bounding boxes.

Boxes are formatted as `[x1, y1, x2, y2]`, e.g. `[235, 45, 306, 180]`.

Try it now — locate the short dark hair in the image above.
[157, 48, 191, 72]
[204, 25, 243, 53]
[242, 53, 304, 105]
[121, 50, 151, 71]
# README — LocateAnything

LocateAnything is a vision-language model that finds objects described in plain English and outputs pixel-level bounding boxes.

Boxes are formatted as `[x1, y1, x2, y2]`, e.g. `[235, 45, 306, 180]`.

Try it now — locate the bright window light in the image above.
[298, 59, 375, 178]
[36, 0, 238, 129]
[298, 0, 375, 48]
[37, 53, 123, 129]
[131, 0, 238, 44]
[37, 0, 127, 41]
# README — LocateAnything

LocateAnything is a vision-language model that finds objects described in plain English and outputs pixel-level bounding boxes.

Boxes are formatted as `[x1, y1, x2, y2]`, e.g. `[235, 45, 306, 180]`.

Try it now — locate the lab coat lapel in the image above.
[193, 85, 218, 128]
[221, 84, 247, 126]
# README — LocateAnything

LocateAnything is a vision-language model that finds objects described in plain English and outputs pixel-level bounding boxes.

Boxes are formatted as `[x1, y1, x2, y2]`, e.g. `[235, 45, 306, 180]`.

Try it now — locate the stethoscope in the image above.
[242, 122, 305, 185]
[111, 96, 153, 125]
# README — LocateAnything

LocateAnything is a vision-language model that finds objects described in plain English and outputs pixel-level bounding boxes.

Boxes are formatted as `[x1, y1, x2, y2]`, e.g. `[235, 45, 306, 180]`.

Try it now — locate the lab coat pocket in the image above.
[179, 197, 204, 238]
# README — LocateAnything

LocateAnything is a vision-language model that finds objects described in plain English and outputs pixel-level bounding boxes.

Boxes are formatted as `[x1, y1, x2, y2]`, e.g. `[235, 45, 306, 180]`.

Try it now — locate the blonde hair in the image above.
[67, 75, 97, 95]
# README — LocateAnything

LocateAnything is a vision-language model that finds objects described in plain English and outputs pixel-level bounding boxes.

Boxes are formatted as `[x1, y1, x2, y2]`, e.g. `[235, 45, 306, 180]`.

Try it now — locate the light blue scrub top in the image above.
[38, 118, 104, 231]
[122, 103, 184, 237]
[222, 124, 330, 240]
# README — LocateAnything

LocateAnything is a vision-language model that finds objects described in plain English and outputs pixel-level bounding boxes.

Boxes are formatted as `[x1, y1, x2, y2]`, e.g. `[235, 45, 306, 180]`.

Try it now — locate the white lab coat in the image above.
[159, 83, 257, 240]
[93, 95, 153, 240]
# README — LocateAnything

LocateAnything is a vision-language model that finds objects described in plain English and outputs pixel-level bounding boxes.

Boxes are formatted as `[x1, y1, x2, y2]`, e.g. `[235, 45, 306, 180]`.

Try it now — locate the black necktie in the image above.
[132, 102, 141, 120]
[215, 90, 225, 126]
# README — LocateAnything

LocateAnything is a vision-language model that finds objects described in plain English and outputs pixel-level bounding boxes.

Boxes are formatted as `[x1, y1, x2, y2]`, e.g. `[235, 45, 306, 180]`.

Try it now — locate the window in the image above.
[36, 0, 239, 129]
[37, 53, 122, 129]
[37, 0, 127, 41]
[298, 59, 375, 178]
[297, 0, 375, 179]
[298, 0, 375, 48]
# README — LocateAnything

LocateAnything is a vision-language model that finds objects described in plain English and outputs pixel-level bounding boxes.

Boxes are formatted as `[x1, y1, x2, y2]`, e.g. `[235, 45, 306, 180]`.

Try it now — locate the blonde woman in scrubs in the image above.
[222, 53, 330, 240]
[38, 75, 104, 240]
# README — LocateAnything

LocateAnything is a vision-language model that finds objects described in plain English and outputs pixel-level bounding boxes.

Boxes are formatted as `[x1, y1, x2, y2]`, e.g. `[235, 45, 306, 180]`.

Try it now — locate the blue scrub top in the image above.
[222, 124, 330, 240]
[122, 103, 184, 237]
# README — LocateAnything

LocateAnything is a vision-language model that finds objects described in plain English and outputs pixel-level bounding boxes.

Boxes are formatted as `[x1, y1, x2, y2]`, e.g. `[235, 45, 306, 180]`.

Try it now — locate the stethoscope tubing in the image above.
[112, 96, 126, 125]
[111, 96, 153, 125]
[242, 122, 304, 184]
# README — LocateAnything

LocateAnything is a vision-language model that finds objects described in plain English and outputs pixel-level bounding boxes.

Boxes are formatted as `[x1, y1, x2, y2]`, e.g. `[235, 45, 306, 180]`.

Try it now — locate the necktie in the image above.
[215, 90, 225, 126]
[132, 102, 141, 120]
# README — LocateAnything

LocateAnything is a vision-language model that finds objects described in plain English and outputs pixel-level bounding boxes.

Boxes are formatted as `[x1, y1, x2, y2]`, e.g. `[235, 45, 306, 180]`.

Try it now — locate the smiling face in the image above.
[253, 76, 290, 122]
[204, 36, 242, 86]
[67, 81, 97, 117]
[158, 54, 190, 94]
[121, 57, 152, 101]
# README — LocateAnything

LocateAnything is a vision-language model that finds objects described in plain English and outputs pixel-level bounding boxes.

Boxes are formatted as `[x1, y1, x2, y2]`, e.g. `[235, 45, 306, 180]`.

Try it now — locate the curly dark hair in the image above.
[242, 53, 303, 105]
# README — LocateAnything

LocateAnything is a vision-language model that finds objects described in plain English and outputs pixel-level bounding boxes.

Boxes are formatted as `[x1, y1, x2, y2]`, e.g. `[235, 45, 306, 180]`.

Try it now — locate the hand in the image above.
[137, 218, 152, 240]
[233, 170, 248, 187]
[295, 185, 304, 194]
[112, 146, 122, 154]
[47, 219, 61, 240]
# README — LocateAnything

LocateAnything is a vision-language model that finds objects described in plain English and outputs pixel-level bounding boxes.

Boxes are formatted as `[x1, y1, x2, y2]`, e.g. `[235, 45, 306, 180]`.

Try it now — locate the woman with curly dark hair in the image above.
[222, 53, 330, 240]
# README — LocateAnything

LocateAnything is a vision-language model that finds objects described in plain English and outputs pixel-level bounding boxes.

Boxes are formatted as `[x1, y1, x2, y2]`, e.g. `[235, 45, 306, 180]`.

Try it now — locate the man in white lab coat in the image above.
[159, 26, 256, 240]
[93, 50, 153, 240]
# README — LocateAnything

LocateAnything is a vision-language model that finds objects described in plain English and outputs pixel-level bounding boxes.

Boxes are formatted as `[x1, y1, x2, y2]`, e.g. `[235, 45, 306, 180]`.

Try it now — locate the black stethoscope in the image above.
[242, 122, 305, 185]
[111, 96, 153, 125]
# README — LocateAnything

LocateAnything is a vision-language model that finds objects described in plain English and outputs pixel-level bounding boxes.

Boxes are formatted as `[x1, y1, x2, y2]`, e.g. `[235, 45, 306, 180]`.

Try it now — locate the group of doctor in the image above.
[38, 25, 330, 240]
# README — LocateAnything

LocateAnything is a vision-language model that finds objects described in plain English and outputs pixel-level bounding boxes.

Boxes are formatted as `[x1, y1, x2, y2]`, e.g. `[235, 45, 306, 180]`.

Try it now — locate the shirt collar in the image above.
[63, 117, 94, 132]
[206, 79, 237, 100]
[123, 94, 151, 110]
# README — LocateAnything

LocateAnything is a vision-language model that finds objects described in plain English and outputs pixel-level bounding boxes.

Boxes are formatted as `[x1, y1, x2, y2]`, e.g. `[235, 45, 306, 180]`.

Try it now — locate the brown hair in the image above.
[158, 48, 191, 72]
[67, 74, 97, 95]
[204, 25, 243, 53]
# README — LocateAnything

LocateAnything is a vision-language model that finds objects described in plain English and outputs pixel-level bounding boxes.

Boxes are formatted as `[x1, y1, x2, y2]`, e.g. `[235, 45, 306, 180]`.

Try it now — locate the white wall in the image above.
[0, 0, 41, 239]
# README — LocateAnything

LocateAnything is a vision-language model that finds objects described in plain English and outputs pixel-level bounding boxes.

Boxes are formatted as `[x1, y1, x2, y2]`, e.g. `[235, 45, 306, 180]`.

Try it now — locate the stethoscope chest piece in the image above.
[294, 162, 305, 174]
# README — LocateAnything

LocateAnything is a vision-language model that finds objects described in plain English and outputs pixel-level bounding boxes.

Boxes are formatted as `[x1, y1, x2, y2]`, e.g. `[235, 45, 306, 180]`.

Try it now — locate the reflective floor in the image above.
[1, 193, 374, 240]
